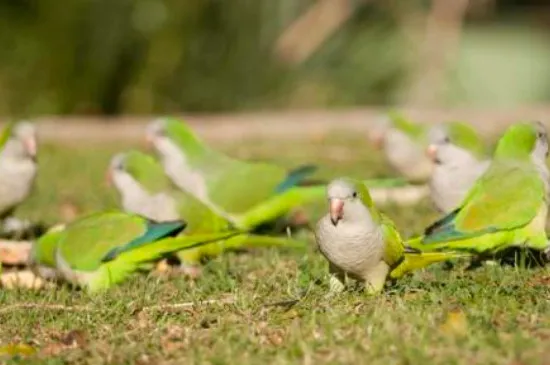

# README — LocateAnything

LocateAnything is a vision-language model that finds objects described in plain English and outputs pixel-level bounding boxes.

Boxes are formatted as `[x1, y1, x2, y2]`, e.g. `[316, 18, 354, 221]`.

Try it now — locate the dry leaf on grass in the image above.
[439, 308, 468, 337]
[41, 329, 88, 356]
[0, 343, 36, 358]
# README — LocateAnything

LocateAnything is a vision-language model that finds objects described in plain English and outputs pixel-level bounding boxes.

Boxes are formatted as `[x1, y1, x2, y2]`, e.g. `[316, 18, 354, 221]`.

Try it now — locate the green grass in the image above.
[1, 132, 550, 364]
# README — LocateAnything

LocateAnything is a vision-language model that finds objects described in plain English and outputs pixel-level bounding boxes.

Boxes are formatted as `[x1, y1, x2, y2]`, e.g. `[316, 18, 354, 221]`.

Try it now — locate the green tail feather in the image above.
[221, 234, 307, 251]
[102, 220, 186, 262]
[88, 231, 243, 292]
[237, 185, 325, 230]
[390, 251, 471, 279]
[116, 231, 242, 264]
[274, 164, 318, 194]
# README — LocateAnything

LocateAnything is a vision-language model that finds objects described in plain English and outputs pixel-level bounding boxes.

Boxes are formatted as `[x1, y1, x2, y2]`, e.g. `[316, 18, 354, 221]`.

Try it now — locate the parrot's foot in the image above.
[1, 217, 32, 234]
[544, 246, 550, 263]
[328, 274, 345, 294]
[362, 262, 389, 296]
[364, 285, 383, 296]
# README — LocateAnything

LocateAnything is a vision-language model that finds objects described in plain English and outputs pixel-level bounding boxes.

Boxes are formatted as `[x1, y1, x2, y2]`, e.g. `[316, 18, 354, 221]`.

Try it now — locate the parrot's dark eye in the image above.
[352, 192, 358, 198]
[443, 137, 450, 143]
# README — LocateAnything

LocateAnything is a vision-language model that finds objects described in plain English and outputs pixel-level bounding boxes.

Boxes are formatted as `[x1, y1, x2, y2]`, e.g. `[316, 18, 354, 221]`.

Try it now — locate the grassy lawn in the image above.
[1, 131, 549, 364]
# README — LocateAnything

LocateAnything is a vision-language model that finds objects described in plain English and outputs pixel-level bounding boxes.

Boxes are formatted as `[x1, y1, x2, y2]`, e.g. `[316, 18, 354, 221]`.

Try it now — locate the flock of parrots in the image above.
[0, 114, 549, 294]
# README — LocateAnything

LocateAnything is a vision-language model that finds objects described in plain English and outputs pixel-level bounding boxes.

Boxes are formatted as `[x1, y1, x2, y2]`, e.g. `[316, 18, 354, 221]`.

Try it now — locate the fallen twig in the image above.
[140, 297, 235, 312]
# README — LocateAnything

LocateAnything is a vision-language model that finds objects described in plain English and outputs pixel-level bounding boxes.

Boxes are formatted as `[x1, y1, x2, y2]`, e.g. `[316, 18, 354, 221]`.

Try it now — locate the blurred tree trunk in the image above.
[403, 0, 470, 106]
[274, 0, 358, 65]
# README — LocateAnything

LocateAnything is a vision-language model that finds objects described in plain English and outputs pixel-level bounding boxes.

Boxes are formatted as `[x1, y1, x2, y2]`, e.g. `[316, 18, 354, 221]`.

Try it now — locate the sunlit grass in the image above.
[1, 133, 549, 364]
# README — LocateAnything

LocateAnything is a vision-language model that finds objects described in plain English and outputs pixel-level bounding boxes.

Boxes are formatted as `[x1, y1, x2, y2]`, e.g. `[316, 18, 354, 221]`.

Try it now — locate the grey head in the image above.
[1, 121, 37, 162]
[532, 121, 549, 163]
[426, 124, 481, 166]
[326, 178, 372, 227]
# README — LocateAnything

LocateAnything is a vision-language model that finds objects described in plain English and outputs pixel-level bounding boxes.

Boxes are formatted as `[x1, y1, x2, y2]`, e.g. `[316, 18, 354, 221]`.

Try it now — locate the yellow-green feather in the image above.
[0, 122, 15, 151]
[446, 122, 485, 158]
[387, 111, 426, 141]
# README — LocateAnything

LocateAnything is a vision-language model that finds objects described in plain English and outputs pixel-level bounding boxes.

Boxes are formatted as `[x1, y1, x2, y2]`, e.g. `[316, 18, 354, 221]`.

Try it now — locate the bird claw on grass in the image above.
[0, 218, 48, 240]
[153, 260, 203, 279]
[543, 246, 550, 263]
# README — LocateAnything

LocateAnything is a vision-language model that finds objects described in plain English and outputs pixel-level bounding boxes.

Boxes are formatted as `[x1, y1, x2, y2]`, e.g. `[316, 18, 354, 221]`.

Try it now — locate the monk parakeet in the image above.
[31, 211, 242, 291]
[315, 178, 469, 294]
[145, 117, 320, 216]
[107, 151, 308, 275]
[408, 122, 550, 261]
[370, 112, 432, 183]
[427, 122, 490, 213]
[0, 121, 37, 218]
[107, 150, 326, 229]
[28, 223, 66, 281]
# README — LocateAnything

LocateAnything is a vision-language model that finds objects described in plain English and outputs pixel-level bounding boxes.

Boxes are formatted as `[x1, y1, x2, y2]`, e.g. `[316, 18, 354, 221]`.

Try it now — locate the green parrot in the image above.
[145, 117, 319, 216]
[31, 210, 242, 292]
[145, 117, 409, 216]
[427, 121, 490, 213]
[108, 150, 328, 230]
[315, 178, 469, 294]
[370, 111, 432, 183]
[28, 223, 66, 280]
[107, 151, 308, 276]
[408, 121, 550, 262]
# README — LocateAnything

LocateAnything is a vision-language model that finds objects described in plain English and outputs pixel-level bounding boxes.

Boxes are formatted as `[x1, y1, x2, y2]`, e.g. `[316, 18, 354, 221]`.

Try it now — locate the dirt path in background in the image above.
[5, 106, 550, 144]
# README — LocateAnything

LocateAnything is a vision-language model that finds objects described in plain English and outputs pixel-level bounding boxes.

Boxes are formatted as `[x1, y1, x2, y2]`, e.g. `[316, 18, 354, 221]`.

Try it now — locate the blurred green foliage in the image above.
[1, 0, 550, 116]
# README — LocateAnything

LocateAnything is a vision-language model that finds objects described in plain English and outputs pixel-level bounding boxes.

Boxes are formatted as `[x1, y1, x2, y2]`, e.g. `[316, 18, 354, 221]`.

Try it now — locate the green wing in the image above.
[174, 189, 232, 232]
[0, 122, 14, 151]
[423, 160, 544, 244]
[124, 150, 174, 193]
[31, 225, 65, 269]
[164, 118, 317, 213]
[87, 230, 243, 292]
[58, 211, 181, 271]
[102, 220, 185, 261]
[387, 111, 426, 142]
[447, 122, 485, 158]
[119, 150, 232, 232]
[380, 214, 406, 268]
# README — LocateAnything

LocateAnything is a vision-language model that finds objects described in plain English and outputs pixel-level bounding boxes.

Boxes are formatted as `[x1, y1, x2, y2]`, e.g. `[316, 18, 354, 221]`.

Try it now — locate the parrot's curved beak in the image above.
[24, 137, 37, 160]
[369, 133, 384, 150]
[145, 133, 155, 150]
[105, 168, 113, 187]
[329, 198, 344, 226]
[426, 144, 438, 161]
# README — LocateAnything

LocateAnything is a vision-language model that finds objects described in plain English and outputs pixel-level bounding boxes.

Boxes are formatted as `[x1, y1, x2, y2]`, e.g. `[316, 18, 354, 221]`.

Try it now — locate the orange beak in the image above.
[145, 133, 154, 149]
[329, 198, 344, 226]
[105, 168, 113, 187]
[369, 133, 384, 150]
[426, 144, 438, 161]
[24, 137, 37, 158]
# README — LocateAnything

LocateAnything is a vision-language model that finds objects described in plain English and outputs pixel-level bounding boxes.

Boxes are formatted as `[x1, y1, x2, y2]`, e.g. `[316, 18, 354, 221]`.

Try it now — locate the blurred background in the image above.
[1, 0, 550, 118]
